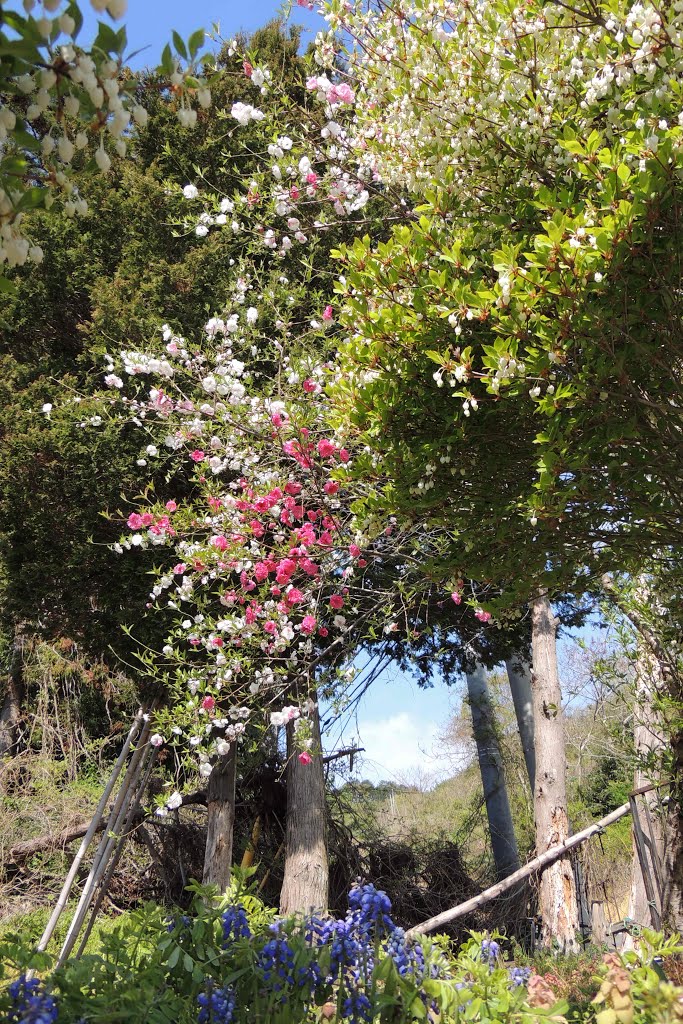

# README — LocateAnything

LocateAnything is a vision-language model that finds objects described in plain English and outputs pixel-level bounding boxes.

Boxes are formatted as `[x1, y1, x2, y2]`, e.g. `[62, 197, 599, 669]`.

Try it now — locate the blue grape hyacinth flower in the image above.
[7, 975, 58, 1024]
[197, 982, 236, 1024]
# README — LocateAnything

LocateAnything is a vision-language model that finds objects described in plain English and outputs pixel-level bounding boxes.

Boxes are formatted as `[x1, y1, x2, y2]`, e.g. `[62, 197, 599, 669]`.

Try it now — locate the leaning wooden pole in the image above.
[74, 745, 158, 958]
[407, 801, 633, 936]
[34, 710, 144, 956]
[55, 716, 152, 966]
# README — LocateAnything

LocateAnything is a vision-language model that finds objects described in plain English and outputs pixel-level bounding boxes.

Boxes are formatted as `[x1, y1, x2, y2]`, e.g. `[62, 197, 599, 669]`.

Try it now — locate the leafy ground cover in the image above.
[1, 883, 681, 1024]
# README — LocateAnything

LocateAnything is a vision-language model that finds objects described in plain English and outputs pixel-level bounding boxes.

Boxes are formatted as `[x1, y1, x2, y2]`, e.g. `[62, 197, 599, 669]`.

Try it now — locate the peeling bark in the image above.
[202, 743, 237, 891]
[531, 594, 580, 951]
[466, 664, 520, 879]
[280, 699, 328, 915]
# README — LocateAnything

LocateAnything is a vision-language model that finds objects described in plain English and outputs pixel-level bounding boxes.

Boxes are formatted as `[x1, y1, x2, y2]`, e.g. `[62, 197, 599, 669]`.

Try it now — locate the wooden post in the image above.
[590, 900, 607, 946]
[202, 742, 238, 891]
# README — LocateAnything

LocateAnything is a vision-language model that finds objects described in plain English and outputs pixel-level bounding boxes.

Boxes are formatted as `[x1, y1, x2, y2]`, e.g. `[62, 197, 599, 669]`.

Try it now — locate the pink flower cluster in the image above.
[306, 76, 355, 106]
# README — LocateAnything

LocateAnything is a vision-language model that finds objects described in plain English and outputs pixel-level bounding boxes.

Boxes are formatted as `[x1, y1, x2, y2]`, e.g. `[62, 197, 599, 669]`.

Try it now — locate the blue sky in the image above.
[78, 0, 326, 65]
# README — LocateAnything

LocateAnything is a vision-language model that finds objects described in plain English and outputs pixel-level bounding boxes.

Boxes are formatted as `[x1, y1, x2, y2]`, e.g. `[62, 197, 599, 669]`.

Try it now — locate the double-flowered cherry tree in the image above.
[7, 0, 683, 939]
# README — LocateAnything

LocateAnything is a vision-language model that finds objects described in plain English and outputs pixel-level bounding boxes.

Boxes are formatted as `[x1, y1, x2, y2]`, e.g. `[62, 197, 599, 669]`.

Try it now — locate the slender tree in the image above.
[505, 655, 536, 794]
[466, 664, 520, 880]
[530, 594, 580, 950]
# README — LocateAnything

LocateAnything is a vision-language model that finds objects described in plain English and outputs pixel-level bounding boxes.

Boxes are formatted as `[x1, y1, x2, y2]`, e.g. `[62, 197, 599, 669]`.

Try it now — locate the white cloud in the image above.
[353, 712, 445, 787]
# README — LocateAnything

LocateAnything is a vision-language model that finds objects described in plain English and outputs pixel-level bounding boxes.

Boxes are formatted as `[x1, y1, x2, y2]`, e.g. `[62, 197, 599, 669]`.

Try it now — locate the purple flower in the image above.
[197, 982, 236, 1024]
[221, 905, 251, 946]
[7, 976, 58, 1024]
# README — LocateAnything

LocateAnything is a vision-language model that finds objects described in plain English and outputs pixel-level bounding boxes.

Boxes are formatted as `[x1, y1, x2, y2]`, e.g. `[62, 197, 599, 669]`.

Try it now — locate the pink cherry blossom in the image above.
[475, 608, 492, 623]
[298, 751, 313, 765]
[322, 305, 333, 321]
[330, 594, 344, 610]
[317, 438, 337, 458]
[165, 500, 178, 512]
[451, 592, 462, 605]
[276, 558, 296, 583]
[201, 696, 215, 712]
[127, 512, 143, 529]
[301, 614, 317, 635]
[190, 450, 205, 462]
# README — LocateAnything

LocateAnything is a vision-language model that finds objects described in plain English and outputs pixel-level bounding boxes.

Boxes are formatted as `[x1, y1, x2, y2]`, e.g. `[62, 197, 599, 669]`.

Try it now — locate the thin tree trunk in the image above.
[202, 742, 237, 891]
[505, 655, 536, 792]
[627, 637, 666, 929]
[602, 573, 682, 931]
[0, 628, 25, 759]
[280, 699, 328, 915]
[663, 734, 683, 930]
[530, 593, 580, 951]
[466, 665, 520, 879]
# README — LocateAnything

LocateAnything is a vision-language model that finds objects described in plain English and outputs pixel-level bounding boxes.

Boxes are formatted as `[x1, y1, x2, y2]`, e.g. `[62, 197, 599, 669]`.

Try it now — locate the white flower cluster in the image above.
[320, 0, 683, 199]
[231, 102, 265, 126]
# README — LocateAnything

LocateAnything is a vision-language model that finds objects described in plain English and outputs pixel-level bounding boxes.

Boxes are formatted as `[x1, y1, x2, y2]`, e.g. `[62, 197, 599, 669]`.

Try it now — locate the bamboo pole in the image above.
[34, 711, 144, 956]
[74, 745, 158, 958]
[55, 716, 152, 967]
[407, 801, 633, 937]
[241, 816, 262, 869]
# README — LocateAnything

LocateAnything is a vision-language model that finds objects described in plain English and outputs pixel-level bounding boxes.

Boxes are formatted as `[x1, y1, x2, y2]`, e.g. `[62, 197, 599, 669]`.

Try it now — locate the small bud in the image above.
[96, 146, 112, 172]
[107, 0, 128, 17]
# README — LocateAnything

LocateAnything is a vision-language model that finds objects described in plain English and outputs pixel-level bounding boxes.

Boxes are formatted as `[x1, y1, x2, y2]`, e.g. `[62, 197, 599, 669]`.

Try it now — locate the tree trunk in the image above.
[466, 665, 520, 879]
[663, 741, 683, 931]
[627, 638, 667, 930]
[602, 572, 683, 929]
[530, 593, 580, 951]
[280, 699, 328, 915]
[0, 628, 25, 759]
[202, 742, 237, 891]
[505, 655, 536, 792]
